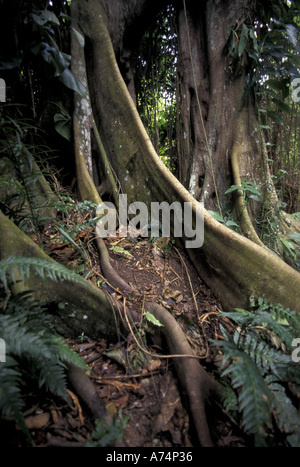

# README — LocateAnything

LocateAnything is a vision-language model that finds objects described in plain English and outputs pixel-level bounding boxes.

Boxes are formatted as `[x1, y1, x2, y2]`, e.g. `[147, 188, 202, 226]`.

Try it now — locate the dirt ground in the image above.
[0, 225, 250, 448]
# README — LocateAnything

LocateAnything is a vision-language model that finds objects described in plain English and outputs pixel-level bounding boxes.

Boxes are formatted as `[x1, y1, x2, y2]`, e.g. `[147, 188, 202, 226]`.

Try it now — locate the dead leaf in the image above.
[50, 409, 59, 424]
[154, 237, 169, 249]
[114, 393, 129, 408]
[151, 372, 187, 442]
[67, 389, 84, 425]
[163, 288, 183, 303]
[104, 348, 127, 368]
[147, 359, 162, 372]
[106, 402, 117, 417]
[25, 412, 50, 430]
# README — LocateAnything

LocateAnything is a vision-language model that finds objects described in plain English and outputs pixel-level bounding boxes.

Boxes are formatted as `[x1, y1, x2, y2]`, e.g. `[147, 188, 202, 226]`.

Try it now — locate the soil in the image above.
[0, 220, 250, 448]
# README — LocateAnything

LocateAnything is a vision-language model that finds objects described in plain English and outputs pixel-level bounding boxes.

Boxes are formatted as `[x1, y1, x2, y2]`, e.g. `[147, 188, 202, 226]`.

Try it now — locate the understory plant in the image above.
[85, 413, 130, 447]
[0, 256, 89, 444]
[213, 295, 300, 447]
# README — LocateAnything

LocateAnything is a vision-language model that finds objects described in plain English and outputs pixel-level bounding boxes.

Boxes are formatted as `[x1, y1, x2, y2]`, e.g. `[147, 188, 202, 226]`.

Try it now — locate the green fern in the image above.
[0, 289, 88, 443]
[0, 355, 30, 440]
[216, 327, 274, 445]
[0, 255, 92, 291]
[268, 380, 300, 447]
[85, 412, 130, 447]
[213, 297, 300, 446]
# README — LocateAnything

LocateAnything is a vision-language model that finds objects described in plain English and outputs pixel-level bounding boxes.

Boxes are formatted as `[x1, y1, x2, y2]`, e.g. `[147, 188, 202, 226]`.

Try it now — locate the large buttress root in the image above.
[77, 0, 300, 313]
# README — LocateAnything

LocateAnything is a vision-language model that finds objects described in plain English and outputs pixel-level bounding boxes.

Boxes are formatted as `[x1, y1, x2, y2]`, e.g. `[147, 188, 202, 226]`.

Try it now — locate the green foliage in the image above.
[133, 4, 178, 173]
[143, 311, 164, 327]
[228, 0, 300, 131]
[0, 289, 88, 443]
[0, 255, 92, 291]
[109, 246, 133, 258]
[208, 210, 240, 232]
[291, 212, 300, 221]
[85, 413, 130, 447]
[225, 179, 262, 203]
[48, 196, 101, 269]
[53, 102, 72, 141]
[0, 105, 57, 233]
[212, 296, 300, 446]
[279, 233, 300, 265]
[30, 9, 85, 97]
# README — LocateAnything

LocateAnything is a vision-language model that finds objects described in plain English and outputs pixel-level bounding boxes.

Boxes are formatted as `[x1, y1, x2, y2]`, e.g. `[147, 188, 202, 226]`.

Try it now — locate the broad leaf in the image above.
[58, 68, 86, 97]
[225, 185, 245, 194]
[238, 23, 249, 58]
[267, 110, 284, 125]
[72, 27, 85, 48]
[275, 101, 291, 114]
[208, 210, 224, 223]
[285, 24, 298, 48]
[53, 103, 71, 141]
[0, 57, 21, 70]
[32, 42, 71, 77]
[31, 10, 60, 27]
[144, 311, 164, 327]
[54, 112, 71, 141]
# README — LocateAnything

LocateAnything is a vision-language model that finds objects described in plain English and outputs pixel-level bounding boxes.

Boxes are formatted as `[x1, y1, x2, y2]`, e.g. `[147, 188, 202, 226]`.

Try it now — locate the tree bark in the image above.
[71, 0, 102, 204]
[176, 0, 268, 232]
[74, 0, 300, 313]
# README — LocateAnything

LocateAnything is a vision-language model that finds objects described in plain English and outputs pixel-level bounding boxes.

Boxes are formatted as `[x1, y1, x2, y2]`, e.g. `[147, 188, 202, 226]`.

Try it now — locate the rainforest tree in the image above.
[1, 0, 300, 447]
[1, 0, 299, 311]
[70, 0, 300, 311]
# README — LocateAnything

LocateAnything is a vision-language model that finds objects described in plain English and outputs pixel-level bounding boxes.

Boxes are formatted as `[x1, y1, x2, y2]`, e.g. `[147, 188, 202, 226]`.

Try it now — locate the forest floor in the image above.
[0, 211, 251, 448]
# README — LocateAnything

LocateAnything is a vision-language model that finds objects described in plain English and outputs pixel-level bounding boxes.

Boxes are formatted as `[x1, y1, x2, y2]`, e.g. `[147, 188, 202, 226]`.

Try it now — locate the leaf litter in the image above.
[2, 215, 249, 448]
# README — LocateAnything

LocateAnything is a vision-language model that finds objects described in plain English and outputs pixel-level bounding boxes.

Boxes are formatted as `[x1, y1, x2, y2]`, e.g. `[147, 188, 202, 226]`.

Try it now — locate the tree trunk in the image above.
[176, 0, 269, 239]
[71, 0, 102, 204]
[74, 0, 300, 313]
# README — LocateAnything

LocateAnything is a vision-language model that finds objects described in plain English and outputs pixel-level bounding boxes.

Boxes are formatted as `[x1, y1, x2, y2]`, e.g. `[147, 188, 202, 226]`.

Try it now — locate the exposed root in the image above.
[67, 362, 112, 425]
[145, 302, 221, 447]
[95, 236, 133, 293]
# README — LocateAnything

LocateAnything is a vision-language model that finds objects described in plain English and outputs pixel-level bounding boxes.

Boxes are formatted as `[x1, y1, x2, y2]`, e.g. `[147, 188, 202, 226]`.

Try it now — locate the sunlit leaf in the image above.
[144, 311, 164, 327]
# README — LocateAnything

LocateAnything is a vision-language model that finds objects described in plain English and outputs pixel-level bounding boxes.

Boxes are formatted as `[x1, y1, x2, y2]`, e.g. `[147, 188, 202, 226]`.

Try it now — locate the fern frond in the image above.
[214, 328, 274, 444]
[218, 382, 239, 415]
[233, 329, 293, 380]
[0, 356, 32, 441]
[0, 290, 88, 441]
[268, 380, 300, 447]
[1, 311, 87, 394]
[0, 255, 92, 291]
[223, 309, 297, 350]
[213, 298, 300, 445]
